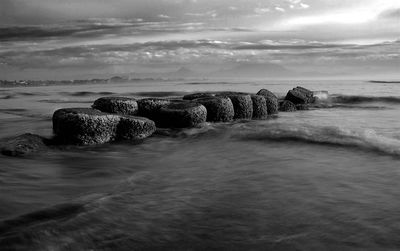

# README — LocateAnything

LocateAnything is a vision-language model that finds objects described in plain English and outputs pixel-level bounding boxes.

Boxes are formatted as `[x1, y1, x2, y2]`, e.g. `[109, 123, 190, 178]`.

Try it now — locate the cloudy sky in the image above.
[0, 0, 399, 80]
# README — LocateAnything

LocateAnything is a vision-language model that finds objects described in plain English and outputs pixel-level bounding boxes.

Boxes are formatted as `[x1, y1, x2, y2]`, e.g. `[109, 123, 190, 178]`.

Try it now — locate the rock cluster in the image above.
[2, 86, 320, 156]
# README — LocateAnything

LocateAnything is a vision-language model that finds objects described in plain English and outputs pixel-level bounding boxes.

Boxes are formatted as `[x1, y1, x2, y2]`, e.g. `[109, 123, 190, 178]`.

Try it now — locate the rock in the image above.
[195, 96, 234, 122]
[250, 95, 268, 119]
[158, 101, 207, 128]
[296, 104, 310, 110]
[116, 116, 156, 140]
[53, 108, 121, 145]
[1, 133, 48, 156]
[216, 92, 253, 120]
[285, 86, 315, 104]
[52, 108, 156, 145]
[137, 98, 171, 122]
[92, 97, 138, 115]
[279, 100, 297, 112]
[183, 93, 215, 100]
[256, 89, 279, 114]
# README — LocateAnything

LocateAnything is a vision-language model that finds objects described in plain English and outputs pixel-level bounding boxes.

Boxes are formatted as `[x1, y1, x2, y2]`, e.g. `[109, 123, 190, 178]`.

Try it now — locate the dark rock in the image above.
[52, 108, 121, 145]
[195, 96, 234, 122]
[116, 116, 156, 140]
[92, 97, 138, 115]
[256, 89, 279, 114]
[296, 104, 310, 110]
[183, 93, 215, 100]
[216, 92, 253, 119]
[52, 108, 156, 145]
[279, 100, 297, 112]
[158, 101, 207, 128]
[285, 86, 315, 105]
[137, 98, 171, 122]
[1, 133, 48, 156]
[250, 95, 268, 119]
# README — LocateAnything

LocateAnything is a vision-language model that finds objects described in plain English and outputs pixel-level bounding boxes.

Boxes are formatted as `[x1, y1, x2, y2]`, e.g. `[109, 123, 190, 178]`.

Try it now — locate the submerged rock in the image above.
[285, 86, 315, 104]
[250, 95, 268, 119]
[1, 133, 48, 157]
[216, 92, 253, 120]
[92, 97, 138, 115]
[256, 89, 279, 115]
[183, 92, 215, 100]
[296, 104, 310, 110]
[279, 100, 297, 112]
[52, 108, 156, 145]
[158, 101, 207, 128]
[195, 96, 234, 122]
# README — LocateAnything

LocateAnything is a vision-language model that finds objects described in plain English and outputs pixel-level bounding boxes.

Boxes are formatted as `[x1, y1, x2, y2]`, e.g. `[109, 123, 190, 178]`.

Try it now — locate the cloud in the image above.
[379, 8, 400, 19]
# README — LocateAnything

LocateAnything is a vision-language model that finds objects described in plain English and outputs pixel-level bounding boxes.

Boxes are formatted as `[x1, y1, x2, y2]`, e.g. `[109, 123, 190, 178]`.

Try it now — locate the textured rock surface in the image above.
[256, 89, 279, 115]
[137, 98, 171, 122]
[285, 86, 315, 104]
[53, 108, 156, 145]
[116, 116, 156, 140]
[92, 97, 138, 115]
[158, 101, 207, 128]
[183, 93, 215, 100]
[53, 108, 121, 145]
[279, 100, 297, 112]
[250, 95, 268, 119]
[1, 133, 48, 157]
[216, 92, 253, 120]
[195, 96, 234, 122]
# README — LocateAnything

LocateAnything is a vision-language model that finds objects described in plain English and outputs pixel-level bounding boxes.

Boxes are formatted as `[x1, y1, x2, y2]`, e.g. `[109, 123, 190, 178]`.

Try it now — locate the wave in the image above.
[331, 95, 400, 104]
[239, 124, 400, 157]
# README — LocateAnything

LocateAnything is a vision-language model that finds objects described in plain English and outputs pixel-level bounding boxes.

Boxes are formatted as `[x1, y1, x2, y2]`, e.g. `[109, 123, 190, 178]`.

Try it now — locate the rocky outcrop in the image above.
[92, 97, 138, 115]
[250, 95, 268, 119]
[52, 108, 155, 145]
[279, 100, 297, 112]
[256, 89, 279, 115]
[1, 133, 48, 156]
[285, 86, 315, 105]
[158, 101, 207, 128]
[216, 92, 253, 119]
[195, 96, 234, 122]
[183, 93, 215, 100]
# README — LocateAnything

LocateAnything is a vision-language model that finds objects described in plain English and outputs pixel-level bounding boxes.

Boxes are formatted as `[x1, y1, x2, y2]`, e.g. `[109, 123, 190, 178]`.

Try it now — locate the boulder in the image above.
[250, 95, 268, 119]
[183, 92, 215, 100]
[279, 100, 297, 112]
[116, 116, 156, 140]
[158, 101, 207, 128]
[216, 92, 253, 120]
[1, 133, 48, 157]
[137, 98, 171, 122]
[256, 89, 279, 114]
[285, 86, 315, 104]
[52, 108, 156, 145]
[53, 108, 121, 145]
[195, 96, 234, 122]
[92, 97, 138, 115]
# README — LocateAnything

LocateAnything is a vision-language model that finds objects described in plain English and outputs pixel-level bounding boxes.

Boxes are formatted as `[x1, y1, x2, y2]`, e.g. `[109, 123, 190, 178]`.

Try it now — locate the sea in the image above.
[1, 79, 400, 250]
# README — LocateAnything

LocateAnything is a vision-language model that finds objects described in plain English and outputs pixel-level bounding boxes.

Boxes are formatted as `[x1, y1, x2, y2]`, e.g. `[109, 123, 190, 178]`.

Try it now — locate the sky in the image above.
[0, 0, 399, 80]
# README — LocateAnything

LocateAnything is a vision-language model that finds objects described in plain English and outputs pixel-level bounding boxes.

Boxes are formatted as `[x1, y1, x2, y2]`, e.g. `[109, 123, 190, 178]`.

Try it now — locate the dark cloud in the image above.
[379, 8, 400, 19]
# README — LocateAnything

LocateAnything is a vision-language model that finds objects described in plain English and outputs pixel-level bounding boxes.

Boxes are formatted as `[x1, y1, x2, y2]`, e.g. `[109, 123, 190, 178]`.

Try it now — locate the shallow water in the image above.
[1, 80, 400, 250]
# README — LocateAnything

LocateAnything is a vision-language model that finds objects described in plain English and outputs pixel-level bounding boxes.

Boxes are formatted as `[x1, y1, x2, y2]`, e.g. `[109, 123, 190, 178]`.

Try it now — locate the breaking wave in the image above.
[331, 95, 400, 104]
[238, 123, 400, 157]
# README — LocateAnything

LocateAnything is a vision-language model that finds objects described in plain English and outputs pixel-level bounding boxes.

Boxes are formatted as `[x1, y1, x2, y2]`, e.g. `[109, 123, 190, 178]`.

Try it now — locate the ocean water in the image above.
[1, 80, 400, 250]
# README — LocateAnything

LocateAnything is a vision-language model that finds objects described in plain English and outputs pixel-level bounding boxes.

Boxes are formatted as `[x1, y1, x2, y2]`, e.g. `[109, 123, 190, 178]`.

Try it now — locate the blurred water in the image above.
[1, 80, 400, 250]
